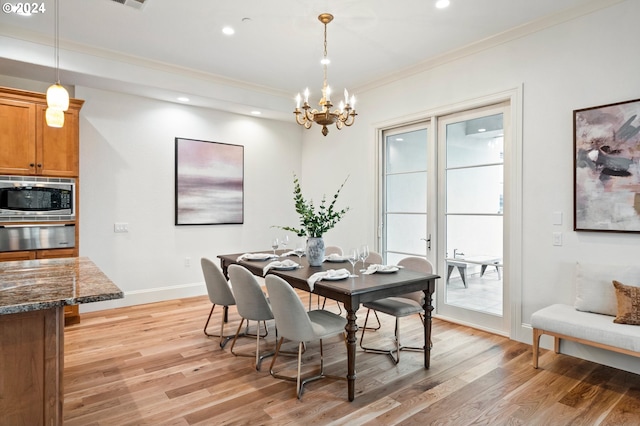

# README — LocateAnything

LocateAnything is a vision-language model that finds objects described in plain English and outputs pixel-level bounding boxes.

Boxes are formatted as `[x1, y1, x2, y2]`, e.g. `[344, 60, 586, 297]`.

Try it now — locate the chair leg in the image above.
[269, 337, 344, 400]
[203, 304, 235, 348]
[230, 319, 274, 370]
[360, 311, 424, 364]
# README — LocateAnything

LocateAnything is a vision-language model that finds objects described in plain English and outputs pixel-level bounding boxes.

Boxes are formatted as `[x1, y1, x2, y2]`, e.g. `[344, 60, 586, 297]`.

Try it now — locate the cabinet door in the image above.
[0, 251, 36, 261]
[0, 98, 36, 175]
[36, 105, 79, 177]
[36, 248, 78, 259]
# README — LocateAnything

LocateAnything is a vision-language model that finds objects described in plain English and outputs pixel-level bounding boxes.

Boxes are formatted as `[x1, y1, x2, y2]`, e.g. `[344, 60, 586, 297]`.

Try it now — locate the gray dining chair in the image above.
[227, 264, 274, 370]
[324, 245, 343, 256]
[367, 251, 383, 265]
[265, 274, 347, 399]
[359, 256, 433, 364]
[201, 257, 237, 348]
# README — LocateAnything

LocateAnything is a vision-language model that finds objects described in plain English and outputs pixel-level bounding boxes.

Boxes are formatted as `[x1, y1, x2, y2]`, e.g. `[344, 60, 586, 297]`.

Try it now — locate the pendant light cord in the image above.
[54, 0, 60, 84]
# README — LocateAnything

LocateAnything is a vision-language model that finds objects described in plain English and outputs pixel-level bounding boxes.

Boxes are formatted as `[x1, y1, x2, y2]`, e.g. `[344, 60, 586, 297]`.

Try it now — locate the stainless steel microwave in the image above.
[0, 175, 75, 222]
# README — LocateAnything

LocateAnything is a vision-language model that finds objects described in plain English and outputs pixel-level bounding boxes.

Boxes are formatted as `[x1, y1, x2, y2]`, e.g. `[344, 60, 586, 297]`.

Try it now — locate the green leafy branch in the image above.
[275, 174, 349, 238]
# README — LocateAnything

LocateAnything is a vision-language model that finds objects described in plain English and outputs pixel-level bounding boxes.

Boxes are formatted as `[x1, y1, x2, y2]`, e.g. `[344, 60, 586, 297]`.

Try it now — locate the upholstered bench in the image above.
[531, 263, 640, 368]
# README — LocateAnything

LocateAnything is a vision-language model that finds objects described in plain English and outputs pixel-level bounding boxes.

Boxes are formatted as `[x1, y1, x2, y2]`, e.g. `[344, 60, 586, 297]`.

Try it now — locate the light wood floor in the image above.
[64, 294, 640, 425]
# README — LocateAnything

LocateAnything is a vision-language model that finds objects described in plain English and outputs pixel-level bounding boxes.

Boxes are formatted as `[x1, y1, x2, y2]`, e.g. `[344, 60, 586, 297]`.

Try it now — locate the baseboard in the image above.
[79, 282, 207, 313]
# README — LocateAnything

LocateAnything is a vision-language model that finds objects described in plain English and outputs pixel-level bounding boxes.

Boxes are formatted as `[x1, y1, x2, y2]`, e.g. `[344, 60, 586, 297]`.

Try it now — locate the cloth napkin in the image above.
[236, 252, 277, 262]
[307, 268, 350, 291]
[263, 259, 300, 275]
[363, 264, 402, 274]
[324, 253, 346, 262]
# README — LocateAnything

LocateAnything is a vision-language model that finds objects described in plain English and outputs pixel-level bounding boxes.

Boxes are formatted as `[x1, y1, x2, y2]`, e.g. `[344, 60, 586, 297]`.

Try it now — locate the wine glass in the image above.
[294, 243, 305, 261]
[359, 245, 370, 272]
[271, 238, 279, 257]
[281, 235, 290, 254]
[347, 248, 359, 277]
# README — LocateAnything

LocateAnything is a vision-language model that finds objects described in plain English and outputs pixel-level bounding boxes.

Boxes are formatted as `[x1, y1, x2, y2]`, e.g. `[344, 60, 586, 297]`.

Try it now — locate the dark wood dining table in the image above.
[217, 251, 439, 402]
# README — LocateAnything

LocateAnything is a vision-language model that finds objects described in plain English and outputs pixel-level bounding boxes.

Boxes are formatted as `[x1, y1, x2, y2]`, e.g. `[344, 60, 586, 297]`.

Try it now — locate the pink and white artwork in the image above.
[175, 138, 244, 225]
[574, 98, 640, 232]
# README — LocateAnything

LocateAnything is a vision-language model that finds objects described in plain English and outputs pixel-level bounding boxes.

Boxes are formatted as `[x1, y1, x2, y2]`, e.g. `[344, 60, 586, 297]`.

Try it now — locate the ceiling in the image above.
[0, 0, 621, 120]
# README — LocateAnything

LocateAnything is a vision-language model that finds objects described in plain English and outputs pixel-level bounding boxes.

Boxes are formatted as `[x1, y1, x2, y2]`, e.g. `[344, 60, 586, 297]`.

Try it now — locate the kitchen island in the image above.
[0, 257, 123, 426]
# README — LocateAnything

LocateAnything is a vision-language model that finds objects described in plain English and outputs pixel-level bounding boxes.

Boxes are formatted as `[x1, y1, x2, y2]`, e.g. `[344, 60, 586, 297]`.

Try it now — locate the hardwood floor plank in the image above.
[62, 295, 640, 425]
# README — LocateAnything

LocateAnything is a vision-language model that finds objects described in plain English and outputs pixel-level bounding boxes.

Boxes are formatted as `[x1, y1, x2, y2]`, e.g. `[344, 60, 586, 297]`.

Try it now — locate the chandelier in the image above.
[294, 13, 357, 136]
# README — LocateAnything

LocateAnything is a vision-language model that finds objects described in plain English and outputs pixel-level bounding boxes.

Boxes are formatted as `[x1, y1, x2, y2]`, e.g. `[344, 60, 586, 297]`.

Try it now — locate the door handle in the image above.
[421, 235, 431, 250]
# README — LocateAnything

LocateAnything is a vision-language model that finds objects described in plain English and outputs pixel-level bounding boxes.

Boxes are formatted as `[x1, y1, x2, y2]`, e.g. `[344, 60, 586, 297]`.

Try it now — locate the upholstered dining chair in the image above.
[359, 256, 433, 364]
[227, 264, 275, 370]
[265, 274, 347, 399]
[324, 245, 343, 256]
[367, 251, 383, 264]
[201, 257, 237, 349]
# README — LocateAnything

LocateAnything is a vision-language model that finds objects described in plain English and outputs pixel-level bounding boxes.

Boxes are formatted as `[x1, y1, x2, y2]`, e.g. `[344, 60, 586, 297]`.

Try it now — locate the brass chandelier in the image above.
[294, 13, 357, 136]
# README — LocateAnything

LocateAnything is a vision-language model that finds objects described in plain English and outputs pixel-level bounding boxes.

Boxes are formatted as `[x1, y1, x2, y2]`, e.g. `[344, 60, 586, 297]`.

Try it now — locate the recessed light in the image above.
[251, 111, 262, 116]
[395, 138, 404, 141]
[177, 97, 190, 102]
[435, 0, 450, 9]
[478, 128, 486, 132]
[222, 26, 235, 35]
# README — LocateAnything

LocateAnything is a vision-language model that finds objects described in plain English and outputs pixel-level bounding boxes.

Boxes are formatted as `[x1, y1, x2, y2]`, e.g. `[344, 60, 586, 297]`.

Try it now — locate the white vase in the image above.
[306, 237, 325, 267]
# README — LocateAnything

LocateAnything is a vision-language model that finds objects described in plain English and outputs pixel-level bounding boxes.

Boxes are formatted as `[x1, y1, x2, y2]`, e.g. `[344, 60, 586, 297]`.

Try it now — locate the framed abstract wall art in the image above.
[175, 138, 244, 225]
[574, 98, 640, 232]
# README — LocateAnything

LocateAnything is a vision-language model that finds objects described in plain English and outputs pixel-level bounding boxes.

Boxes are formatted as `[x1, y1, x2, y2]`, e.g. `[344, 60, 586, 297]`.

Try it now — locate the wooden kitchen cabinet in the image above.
[0, 87, 82, 177]
[0, 87, 83, 325]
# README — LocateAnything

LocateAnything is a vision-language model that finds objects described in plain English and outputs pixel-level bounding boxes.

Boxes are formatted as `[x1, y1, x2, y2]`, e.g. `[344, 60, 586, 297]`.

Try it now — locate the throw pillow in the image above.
[574, 263, 640, 316]
[613, 280, 640, 325]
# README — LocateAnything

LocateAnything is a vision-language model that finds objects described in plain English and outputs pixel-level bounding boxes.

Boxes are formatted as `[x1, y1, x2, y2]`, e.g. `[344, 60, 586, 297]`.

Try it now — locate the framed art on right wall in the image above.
[574, 98, 640, 232]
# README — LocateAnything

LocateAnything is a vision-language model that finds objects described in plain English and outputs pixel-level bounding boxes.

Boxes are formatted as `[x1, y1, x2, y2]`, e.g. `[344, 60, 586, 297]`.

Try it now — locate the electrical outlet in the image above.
[114, 222, 129, 233]
[552, 232, 562, 246]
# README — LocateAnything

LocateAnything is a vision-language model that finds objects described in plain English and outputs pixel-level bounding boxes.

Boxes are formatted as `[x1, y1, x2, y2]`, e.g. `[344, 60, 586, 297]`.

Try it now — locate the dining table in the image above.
[218, 251, 440, 401]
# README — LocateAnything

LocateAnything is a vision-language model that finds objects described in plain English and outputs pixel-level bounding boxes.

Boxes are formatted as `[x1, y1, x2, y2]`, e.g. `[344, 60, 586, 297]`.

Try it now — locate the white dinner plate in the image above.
[376, 266, 400, 273]
[273, 265, 298, 271]
[323, 273, 349, 281]
[325, 257, 348, 263]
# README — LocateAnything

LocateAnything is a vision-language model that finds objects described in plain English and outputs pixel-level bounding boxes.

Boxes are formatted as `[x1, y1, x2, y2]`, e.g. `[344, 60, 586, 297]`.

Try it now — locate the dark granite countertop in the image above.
[0, 257, 123, 315]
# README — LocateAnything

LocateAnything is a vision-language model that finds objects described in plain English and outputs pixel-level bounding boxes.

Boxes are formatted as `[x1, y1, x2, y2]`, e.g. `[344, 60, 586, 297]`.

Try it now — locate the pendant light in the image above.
[46, 0, 69, 128]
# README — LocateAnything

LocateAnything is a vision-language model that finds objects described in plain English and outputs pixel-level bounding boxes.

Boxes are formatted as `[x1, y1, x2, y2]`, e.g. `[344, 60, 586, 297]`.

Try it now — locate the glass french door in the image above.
[437, 102, 510, 334]
[381, 122, 433, 266]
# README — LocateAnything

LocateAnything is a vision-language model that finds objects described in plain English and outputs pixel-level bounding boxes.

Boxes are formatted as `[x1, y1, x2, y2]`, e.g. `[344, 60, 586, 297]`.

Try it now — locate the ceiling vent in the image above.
[111, 0, 146, 10]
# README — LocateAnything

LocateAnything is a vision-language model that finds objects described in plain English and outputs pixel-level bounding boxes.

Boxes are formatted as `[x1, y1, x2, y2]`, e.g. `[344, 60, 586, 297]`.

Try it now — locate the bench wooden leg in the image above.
[532, 328, 542, 368]
[554, 336, 560, 354]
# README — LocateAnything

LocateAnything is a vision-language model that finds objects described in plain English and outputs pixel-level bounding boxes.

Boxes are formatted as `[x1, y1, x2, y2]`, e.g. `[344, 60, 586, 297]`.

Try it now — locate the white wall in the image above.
[300, 0, 640, 372]
[76, 87, 303, 310]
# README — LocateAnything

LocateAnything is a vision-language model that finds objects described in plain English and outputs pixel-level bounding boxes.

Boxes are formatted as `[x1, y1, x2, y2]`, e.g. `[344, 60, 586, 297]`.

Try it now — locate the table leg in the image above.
[345, 305, 358, 401]
[423, 285, 434, 369]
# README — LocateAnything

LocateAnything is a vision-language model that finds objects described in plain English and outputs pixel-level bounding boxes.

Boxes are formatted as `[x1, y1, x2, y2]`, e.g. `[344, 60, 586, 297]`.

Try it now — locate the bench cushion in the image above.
[531, 304, 640, 353]
[574, 263, 640, 316]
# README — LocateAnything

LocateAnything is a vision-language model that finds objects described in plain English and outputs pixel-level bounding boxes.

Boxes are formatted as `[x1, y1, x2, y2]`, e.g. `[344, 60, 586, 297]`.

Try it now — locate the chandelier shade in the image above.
[294, 13, 357, 136]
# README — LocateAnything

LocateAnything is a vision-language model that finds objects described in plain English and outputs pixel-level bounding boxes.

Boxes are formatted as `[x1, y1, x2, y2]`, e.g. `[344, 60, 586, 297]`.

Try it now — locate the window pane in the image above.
[386, 129, 428, 174]
[387, 172, 427, 213]
[385, 213, 427, 255]
[446, 115, 503, 169]
[446, 215, 503, 258]
[446, 165, 503, 214]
